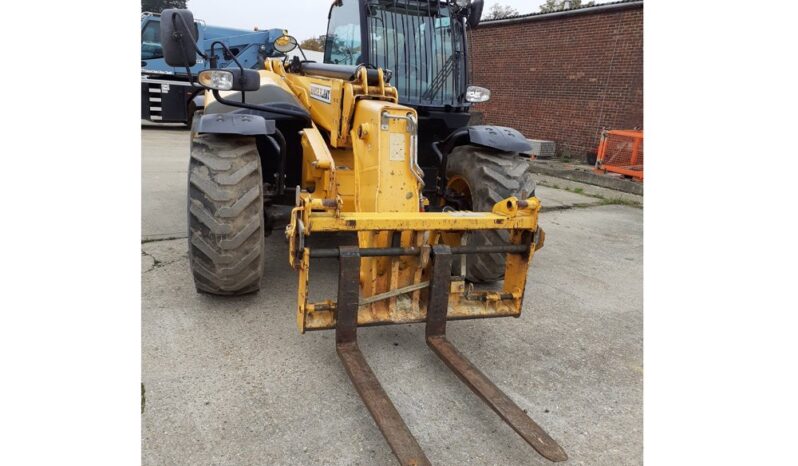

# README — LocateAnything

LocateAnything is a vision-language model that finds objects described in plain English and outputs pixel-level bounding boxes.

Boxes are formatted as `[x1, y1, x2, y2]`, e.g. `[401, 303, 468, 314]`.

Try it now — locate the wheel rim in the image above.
[446, 175, 473, 211]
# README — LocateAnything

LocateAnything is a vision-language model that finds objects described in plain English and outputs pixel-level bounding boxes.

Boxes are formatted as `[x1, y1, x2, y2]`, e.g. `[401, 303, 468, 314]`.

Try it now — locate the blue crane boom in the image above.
[141, 12, 285, 125]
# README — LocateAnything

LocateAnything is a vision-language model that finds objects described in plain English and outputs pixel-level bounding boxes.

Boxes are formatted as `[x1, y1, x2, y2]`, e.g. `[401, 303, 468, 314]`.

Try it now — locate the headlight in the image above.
[455, 0, 470, 6]
[198, 70, 234, 91]
[465, 86, 490, 103]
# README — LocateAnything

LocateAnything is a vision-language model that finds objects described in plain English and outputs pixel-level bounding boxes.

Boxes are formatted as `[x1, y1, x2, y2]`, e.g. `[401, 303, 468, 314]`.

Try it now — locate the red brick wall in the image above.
[470, 5, 643, 160]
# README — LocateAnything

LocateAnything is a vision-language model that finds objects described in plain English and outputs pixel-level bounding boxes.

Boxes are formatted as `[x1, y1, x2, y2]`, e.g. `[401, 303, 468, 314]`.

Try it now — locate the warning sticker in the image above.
[389, 133, 405, 161]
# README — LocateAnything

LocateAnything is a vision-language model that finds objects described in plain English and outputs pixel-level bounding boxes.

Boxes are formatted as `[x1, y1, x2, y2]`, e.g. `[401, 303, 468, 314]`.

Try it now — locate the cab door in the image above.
[141, 16, 169, 73]
[141, 16, 205, 75]
[323, 0, 367, 65]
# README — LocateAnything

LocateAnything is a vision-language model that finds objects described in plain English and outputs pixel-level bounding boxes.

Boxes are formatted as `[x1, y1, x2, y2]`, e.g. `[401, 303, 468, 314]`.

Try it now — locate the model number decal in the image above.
[310, 84, 332, 104]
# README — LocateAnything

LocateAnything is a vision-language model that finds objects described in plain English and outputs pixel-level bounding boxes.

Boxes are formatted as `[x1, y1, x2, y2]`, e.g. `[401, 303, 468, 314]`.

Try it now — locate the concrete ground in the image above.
[142, 127, 643, 465]
[142, 126, 190, 242]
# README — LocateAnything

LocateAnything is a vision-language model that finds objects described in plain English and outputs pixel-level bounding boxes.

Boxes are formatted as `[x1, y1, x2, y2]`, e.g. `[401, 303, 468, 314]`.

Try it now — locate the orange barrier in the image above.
[594, 129, 643, 181]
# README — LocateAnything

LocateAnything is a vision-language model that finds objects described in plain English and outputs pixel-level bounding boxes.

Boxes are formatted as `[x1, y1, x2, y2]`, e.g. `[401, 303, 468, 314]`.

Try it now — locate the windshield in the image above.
[325, 0, 363, 65]
[366, 1, 466, 108]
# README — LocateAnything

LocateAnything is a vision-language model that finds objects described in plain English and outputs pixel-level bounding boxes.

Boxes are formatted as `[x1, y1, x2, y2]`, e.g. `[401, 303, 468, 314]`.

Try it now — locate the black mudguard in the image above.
[435, 125, 532, 161]
[466, 126, 532, 154]
[194, 113, 276, 136]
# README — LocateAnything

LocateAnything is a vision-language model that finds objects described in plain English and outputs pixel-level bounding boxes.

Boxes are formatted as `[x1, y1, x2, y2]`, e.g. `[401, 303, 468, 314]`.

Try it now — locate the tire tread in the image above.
[446, 146, 537, 283]
[187, 134, 265, 295]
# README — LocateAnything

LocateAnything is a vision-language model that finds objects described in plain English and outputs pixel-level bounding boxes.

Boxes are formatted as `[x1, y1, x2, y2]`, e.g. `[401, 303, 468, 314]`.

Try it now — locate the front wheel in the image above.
[445, 145, 537, 283]
[183, 102, 197, 129]
[187, 134, 265, 295]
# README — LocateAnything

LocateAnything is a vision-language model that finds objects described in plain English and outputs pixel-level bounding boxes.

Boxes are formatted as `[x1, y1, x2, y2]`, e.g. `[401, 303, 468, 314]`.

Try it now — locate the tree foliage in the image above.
[539, 0, 595, 13]
[142, 0, 187, 13]
[299, 35, 327, 52]
[483, 4, 519, 20]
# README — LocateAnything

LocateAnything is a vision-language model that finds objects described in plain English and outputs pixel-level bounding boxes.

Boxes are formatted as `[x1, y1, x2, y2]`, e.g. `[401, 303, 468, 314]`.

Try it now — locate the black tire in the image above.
[183, 102, 197, 129]
[446, 145, 537, 283]
[187, 134, 265, 295]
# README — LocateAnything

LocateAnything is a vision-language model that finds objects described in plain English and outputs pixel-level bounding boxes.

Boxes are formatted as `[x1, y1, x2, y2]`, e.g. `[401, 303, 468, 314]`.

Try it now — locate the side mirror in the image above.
[468, 0, 484, 28]
[160, 9, 197, 67]
[273, 35, 299, 54]
[198, 69, 261, 92]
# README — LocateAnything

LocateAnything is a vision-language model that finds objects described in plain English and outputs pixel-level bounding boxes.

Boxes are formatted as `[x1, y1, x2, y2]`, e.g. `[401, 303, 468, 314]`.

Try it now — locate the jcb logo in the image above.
[310, 84, 332, 104]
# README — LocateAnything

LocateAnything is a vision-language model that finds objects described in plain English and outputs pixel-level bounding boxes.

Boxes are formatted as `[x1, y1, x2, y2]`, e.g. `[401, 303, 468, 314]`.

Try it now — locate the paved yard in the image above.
[142, 126, 189, 241]
[142, 127, 643, 465]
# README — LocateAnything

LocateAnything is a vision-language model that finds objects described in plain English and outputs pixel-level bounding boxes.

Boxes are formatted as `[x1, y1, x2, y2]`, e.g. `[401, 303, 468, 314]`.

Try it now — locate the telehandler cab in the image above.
[160, 2, 566, 463]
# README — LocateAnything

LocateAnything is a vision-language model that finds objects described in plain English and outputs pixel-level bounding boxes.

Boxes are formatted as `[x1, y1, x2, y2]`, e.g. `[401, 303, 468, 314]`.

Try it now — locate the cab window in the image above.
[141, 20, 199, 61]
[141, 20, 163, 60]
[324, 0, 362, 65]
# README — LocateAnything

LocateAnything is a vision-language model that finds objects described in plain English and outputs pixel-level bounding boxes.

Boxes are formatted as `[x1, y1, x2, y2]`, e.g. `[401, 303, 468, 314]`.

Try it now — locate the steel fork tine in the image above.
[335, 246, 431, 466]
[425, 245, 568, 462]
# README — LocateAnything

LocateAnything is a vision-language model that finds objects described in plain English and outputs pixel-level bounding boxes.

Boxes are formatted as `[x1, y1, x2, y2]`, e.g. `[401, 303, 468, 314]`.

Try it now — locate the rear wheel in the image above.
[445, 145, 536, 283]
[187, 134, 265, 295]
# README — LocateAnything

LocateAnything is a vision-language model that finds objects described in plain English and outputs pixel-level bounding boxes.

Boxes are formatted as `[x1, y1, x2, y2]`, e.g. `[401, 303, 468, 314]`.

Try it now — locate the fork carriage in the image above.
[292, 197, 545, 332]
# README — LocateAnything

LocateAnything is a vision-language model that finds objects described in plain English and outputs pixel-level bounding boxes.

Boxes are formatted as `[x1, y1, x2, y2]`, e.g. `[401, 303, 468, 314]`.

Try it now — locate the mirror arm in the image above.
[170, 12, 207, 88]
[172, 12, 208, 60]
[210, 41, 245, 74]
[183, 65, 202, 88]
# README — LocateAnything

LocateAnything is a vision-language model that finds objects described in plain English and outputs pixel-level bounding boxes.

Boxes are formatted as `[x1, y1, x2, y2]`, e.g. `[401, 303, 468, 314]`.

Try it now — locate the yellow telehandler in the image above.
[159, 3, 566, 463]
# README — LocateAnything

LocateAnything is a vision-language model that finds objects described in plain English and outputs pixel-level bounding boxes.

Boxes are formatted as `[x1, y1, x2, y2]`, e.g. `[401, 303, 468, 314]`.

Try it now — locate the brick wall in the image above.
[470, 3, 643, 160]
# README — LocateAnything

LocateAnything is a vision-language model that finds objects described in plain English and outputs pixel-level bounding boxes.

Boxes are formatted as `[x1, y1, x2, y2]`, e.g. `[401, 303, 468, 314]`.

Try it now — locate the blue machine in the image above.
[141, 12, 286, 125]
